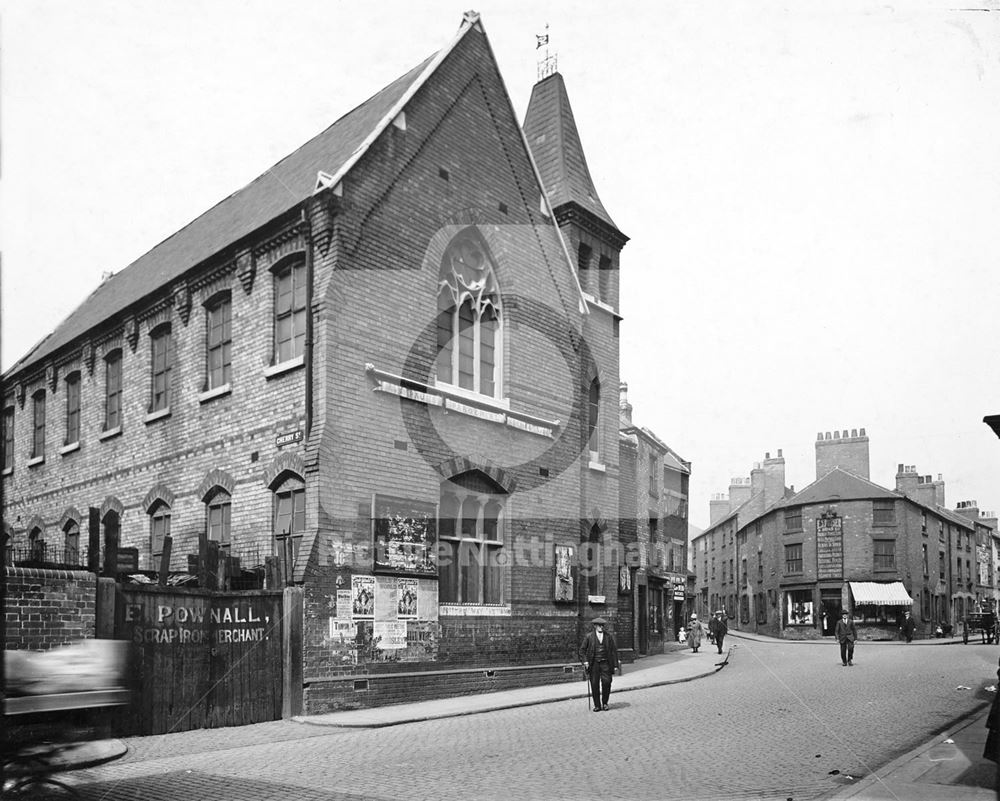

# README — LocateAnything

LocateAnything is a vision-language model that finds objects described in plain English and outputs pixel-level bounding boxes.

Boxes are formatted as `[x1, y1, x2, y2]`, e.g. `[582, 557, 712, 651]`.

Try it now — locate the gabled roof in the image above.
[523, 72, 620, 233]
[777, 468, 898, 508]
[7, 17, 477, 378]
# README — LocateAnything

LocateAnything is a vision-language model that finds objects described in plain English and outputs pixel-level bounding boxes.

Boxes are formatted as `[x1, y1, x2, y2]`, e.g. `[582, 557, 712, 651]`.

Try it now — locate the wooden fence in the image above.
[114, 584, 289, 735]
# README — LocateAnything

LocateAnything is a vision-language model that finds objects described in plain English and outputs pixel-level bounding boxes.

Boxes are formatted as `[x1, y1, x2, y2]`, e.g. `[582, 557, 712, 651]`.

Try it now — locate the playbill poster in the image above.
[351, 575, 375, 618]
[373, 621, 407, 649]
[374, 576, 398, 620]
[336, 590, 353, 620]
[397, 577, 418, 619]
[372, 495, 438, 576]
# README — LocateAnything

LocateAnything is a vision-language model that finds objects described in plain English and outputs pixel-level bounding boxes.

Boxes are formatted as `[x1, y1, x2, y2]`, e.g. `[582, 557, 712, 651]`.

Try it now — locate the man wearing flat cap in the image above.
[579, 616, 620, 711]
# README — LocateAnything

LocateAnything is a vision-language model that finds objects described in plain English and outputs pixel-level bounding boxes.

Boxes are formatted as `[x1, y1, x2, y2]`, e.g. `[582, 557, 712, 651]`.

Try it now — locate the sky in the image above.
[2, 0, 999, 529]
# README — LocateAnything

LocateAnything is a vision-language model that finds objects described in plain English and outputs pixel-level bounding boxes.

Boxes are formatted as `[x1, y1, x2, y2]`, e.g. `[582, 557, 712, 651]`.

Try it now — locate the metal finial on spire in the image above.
[536, 23, 557, 81]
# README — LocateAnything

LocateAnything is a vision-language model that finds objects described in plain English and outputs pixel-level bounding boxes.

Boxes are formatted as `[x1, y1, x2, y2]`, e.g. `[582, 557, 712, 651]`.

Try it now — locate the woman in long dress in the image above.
[688, 613, 705, 653]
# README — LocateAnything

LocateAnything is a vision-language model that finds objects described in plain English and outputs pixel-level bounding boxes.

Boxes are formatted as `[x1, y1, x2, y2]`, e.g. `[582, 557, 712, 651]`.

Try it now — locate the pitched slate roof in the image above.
[6, 53, 436, 377]
[523, 72, 619, 232]
[777, 467, 898, 507]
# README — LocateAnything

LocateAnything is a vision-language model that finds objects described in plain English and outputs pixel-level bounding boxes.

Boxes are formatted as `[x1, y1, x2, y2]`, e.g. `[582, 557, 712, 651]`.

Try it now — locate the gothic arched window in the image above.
[435, 231, 502, 398]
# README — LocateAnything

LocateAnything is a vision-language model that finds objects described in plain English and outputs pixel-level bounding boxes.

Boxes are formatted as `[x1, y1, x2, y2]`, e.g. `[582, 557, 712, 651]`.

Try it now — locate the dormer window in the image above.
[435, 231, 502, 399]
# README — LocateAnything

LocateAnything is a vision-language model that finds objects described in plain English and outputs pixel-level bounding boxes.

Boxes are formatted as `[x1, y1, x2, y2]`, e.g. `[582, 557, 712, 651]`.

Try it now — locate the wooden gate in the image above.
[114, 585, 284, 735]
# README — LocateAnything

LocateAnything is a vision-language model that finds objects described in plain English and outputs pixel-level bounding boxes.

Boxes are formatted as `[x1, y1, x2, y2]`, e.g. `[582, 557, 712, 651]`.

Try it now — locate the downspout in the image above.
[301, 207, 314, 437]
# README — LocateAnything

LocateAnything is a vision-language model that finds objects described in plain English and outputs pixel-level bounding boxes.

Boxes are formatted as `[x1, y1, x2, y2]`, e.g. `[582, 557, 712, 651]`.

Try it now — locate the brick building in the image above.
[692, 428, 998, 640]
[617, 382, 691, 656]
[0, 14, 658, 710]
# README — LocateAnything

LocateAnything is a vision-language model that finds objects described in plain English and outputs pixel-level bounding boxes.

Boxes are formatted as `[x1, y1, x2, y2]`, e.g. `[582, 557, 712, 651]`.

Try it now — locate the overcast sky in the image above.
[2, 0, 999, 528]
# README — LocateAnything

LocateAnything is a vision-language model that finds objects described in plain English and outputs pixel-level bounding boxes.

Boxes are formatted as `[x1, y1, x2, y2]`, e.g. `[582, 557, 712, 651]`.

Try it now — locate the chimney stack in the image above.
[815, 427, 870, 480]
[619, 382, 632, 426]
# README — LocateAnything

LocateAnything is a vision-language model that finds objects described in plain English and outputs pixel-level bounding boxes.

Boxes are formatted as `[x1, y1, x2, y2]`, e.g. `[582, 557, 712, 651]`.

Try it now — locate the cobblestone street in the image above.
[59, 639, 999, 801]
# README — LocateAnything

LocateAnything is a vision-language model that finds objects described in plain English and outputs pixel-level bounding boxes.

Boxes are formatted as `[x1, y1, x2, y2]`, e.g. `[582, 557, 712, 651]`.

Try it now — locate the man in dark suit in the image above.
[709, 610, 728, 655]
[835, 610, 857, 666]
[900, 610, 917, 643]
[580, 616, 620, 711]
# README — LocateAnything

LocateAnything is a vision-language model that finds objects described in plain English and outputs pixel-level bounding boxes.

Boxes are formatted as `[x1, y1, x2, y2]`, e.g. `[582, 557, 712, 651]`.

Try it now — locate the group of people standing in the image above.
[684, 611, 728, 655]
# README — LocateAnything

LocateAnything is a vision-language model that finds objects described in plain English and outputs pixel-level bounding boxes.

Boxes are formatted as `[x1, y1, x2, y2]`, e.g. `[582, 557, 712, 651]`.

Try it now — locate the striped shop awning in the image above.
[849, 581, 914, 606]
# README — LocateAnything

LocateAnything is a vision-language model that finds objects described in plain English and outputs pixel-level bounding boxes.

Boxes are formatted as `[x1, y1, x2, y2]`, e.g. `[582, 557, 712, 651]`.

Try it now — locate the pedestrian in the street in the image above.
[835, 610, 857, 666]
[900, 610, 917, 643]
[983, 655, 1000, 800]
[709, 610, 728, 655]
[579, 616, 620, 712]
[687, 613, 705, 653]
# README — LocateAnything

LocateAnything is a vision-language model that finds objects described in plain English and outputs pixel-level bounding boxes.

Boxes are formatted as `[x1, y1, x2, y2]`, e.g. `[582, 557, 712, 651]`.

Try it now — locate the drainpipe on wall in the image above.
[301, 208, 314, 437]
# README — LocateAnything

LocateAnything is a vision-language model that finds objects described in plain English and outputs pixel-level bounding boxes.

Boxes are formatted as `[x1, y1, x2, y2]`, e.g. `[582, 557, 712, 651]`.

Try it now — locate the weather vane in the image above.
[536, 23, 557, 81]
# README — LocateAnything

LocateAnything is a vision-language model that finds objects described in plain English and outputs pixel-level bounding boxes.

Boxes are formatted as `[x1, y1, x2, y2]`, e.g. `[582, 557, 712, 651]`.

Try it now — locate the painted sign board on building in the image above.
[816, 515, 843, 580]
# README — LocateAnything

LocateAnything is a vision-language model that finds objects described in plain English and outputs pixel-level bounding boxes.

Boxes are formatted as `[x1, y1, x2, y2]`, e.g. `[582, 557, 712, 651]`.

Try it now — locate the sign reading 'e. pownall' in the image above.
[816, 515, 843, 580]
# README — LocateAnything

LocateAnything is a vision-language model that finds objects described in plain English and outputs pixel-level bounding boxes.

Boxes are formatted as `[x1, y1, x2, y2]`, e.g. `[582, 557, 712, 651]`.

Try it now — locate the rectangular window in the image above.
[439, 494, 504, 604]
[274, 259, 307, 364]
[648, 454, 658, 495]
[597, 254, 611, 303]
[757, 555, 763, 582]
[65, 373, 80, 445]
[721, 561, 726, 584]
[786, 589, 813, 624]
[922, 543, 928, 576]
[956, 557, 962, 582]
[872, 500, 895, 525]
[588, 380, 600, 460]
[150, 507, 171, 563]
[939, 551, 946, 580]
[873, 539, 895, 571]
[105, 353, 122, 430]
[150, 327, 173, 412]
[921, 511, 927, 535]
[784, 543, 802, 574]
[274, 485, 306, 573]
[2, 406, 13, 471]
[938, 521, 945, 542]
[208, 499, 232, 547]
[31, 392, 45, 459]
[784, 507, 802, 532]
[206, 297, 232, 389]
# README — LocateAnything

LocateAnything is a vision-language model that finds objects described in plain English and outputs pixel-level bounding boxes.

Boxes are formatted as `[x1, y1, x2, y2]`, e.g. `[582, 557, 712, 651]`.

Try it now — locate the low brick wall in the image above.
[304, 662, 585, 714]
[4, 566, 97, 650]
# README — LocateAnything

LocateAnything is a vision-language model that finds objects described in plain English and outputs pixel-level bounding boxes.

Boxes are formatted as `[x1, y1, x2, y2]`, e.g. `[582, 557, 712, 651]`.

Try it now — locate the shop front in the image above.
[849, 581, 914, 640]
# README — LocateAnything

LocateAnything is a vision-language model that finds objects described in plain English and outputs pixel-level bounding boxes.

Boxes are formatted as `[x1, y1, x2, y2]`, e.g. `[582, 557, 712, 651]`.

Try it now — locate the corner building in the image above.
[692, 429, 998, 640]
[1, 15, 631, 711]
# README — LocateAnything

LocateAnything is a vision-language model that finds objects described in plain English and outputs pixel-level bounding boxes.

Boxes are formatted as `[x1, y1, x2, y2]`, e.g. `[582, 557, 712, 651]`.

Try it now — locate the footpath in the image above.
[30, 629, 999, 800]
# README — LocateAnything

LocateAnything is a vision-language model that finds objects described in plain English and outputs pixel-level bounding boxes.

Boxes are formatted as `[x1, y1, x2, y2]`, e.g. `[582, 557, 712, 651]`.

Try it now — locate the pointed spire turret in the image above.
[523, 72, 623, 240]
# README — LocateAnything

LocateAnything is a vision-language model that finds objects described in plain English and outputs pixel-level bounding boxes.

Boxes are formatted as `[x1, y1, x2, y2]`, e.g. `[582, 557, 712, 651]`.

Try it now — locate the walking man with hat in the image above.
[709, 610, 728, 655]
[836, 610, 857, 666]
[580, 616, 620, 711]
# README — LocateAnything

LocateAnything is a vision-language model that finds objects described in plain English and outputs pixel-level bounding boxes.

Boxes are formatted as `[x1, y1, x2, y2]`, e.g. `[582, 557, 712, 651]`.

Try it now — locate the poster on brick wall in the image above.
[373, 621, 407, 649]
[397, 577, 418, 619]
[374, 576, 398, 620]
[419, 578, 439, 621]
[371, 495, 438, 576]
[351, 575, 375, 618]
[336, 590, 353, 620]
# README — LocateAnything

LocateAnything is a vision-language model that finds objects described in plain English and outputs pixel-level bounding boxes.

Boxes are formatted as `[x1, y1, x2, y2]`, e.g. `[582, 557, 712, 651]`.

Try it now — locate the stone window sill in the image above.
[264, 355, 304, 380]
[199, 383, 232, 404]
[27, 455, 44, 468]
[60, 442, 80, 456]
[145, 407, 171, 425]
[99, 426, 122, 442]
